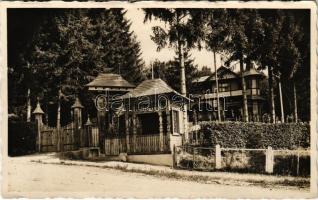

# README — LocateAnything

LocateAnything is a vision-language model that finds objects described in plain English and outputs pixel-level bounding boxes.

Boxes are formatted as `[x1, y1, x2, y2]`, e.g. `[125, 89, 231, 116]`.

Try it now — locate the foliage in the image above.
[196, 66, 213, 77]
[191, 9, 310, 121]
[257, 10, 310, 121]
[144, 8, 204, 95]
[8, 9, 145, 119]
[144, 8, 203, 51]
[8, 119, 37, 156]
[146, 50, 199, 92]
[196, 121, 310, 149]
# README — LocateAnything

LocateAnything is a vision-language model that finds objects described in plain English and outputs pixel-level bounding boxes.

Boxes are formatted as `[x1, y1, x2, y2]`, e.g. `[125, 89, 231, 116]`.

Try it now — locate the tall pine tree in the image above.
[10, 9, 145, 119]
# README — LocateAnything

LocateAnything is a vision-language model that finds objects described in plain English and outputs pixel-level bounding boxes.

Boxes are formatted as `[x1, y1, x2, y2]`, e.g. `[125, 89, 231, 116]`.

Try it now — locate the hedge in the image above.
[195, 121, 310, 149]
[8, 120, 37, 156]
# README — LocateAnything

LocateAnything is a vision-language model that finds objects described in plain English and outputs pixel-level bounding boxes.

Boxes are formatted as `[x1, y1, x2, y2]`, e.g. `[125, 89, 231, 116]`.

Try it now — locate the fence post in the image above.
[158, 111, 164, 152]
[33, 99, 44, 152]
[132, 113, 137, 153]
[192, 147, 196, 169]
[215, 144, 222, 169]
[72, 97, 84, 149]
[125, 112, 130, 153]
[172, 145, 176, 169]
[297, 148, 300, 176]
[265, 146, 274, 173]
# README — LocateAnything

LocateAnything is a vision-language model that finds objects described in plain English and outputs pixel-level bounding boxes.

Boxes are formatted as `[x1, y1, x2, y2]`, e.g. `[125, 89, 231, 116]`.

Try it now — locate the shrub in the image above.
[196, 121, 310, 149]
[8, 119, 37, 156]
[274, 154, 310, 177]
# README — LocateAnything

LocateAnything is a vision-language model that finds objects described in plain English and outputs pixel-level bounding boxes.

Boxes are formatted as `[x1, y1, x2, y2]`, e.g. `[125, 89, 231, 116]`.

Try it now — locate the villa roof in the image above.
[120, 78, 189, 100]
[192, 66, 266, 84]
[85, 73, 135, 89]
[209, 66, 239, 81]
[192, 66, 239, 83]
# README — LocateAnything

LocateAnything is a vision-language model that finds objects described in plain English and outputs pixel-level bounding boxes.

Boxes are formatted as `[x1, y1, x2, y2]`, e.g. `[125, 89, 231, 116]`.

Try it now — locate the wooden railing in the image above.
[91, 127, 99, 147]
[104, 134, 170, 155]
[105, 135, 127, 156]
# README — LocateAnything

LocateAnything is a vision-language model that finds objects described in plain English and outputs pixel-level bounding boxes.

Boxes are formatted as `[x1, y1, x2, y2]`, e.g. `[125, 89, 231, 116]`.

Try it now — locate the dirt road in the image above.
[3, 156, 313, 198]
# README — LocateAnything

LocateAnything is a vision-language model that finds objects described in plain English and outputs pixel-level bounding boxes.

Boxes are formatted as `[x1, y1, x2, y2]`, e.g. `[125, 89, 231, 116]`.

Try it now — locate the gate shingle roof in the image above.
[86, 73, 135, 88]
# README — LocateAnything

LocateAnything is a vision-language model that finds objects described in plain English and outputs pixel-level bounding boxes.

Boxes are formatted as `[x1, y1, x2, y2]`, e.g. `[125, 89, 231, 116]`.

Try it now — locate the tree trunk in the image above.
[240, 58, 249, 122]
[179, 42, 186, 95]
[26, 88, 31, 122]
[293, 83, 298, 122]
[268, 66, 276, 123]
[57, 89, 62, 152]
[213, 51, 221, 121]
[278, 77, 284, 123]
[178, 39, 188, 141]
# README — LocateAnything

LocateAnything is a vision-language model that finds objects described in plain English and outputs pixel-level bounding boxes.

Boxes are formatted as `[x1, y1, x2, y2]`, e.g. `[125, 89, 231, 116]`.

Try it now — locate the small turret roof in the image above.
[85, 115, 93, 126]
[71, 97, 84, 109]
[33, 101, 44, 115]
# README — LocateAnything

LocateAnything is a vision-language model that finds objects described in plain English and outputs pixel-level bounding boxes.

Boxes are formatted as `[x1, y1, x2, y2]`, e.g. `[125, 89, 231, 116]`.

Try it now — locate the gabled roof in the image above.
[192, 66, 239, 84]
[209, 66, 239, 81]
[120, 78, 189, 100]
[85, 73, 135, 88]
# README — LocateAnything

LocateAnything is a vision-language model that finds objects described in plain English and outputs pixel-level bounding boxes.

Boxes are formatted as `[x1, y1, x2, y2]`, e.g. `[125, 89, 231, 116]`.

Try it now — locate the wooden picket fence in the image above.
[104, 134, 170, 156]
[105, 135, 127, 155]
[91, 127, 99, 147]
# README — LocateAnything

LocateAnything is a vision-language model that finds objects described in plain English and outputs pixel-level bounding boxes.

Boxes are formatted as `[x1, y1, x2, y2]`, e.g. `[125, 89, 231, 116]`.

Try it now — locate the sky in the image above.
[125, 8, 227, 71]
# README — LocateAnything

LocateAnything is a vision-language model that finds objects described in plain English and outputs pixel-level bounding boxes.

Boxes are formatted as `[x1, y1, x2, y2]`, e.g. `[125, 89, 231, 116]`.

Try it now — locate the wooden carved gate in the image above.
[40, 122, 76, 152]
[61, 122, 76, 151]
[40, 124, 58, 152]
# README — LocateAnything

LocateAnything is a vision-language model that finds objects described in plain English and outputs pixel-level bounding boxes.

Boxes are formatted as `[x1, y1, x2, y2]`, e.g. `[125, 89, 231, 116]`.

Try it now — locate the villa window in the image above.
[219, 83, 230, 92]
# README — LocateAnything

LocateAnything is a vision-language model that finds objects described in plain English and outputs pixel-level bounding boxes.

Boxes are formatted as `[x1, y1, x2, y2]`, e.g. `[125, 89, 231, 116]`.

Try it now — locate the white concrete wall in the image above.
[170, 134, 182, 152]
[127, 154, 173, 166]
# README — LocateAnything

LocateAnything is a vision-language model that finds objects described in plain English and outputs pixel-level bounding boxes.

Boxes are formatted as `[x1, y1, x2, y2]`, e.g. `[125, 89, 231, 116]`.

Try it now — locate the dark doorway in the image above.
[138, 113, 159, 135]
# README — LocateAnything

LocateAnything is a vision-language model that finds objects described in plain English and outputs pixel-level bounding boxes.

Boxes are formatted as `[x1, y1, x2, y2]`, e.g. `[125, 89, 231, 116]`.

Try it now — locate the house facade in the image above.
[190, 66, 266, 122]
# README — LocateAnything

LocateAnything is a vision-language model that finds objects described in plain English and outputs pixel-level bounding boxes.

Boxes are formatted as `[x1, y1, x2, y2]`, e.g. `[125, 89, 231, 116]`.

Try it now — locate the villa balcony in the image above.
[197, 89, 261, 99]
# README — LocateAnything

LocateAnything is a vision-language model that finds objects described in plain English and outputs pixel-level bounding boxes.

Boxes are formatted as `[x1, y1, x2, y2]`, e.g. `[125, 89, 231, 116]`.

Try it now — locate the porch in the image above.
[104, 111, 172, 156]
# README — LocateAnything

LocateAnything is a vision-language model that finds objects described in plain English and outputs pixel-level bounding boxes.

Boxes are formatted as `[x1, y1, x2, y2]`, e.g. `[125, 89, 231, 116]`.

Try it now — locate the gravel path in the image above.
[3, 155, 314, 198]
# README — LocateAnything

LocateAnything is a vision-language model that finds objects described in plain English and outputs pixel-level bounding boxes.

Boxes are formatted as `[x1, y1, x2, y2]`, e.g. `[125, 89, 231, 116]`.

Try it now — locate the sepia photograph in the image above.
[1, 1, 317, 198]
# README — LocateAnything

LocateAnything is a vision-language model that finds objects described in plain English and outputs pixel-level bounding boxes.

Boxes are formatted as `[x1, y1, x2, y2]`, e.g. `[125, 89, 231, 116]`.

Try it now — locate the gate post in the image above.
[33, 99, 44, 152]
[85, 115, 93, 147]
[72, 97, 84, 149]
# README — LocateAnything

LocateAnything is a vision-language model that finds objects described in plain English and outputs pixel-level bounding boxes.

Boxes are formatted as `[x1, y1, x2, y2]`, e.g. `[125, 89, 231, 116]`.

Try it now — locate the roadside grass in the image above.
[103, 164, 309, 189]
[32, 159, 310, 189]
